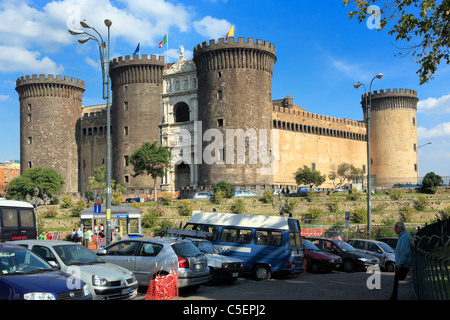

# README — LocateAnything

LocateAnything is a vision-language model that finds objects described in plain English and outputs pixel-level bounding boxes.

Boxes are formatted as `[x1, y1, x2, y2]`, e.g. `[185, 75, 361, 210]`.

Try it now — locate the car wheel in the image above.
[253, 264, 271, 281]
[385, 262, 395, 273]
[343, 259, 355, 272]
[310, 261, 321, 273]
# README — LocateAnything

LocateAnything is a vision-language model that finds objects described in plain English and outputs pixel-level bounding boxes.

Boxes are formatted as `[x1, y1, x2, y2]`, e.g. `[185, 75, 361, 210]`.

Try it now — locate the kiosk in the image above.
[79, 205, 143, 244]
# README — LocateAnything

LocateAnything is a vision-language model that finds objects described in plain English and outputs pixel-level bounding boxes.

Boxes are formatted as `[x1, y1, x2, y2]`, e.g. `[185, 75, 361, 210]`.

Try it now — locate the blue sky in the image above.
[0, 0, 449, 177]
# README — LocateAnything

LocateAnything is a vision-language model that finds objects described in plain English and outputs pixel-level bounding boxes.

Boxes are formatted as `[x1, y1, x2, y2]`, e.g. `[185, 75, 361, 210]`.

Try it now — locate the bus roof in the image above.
[0, 199, 34, 208]
[187, 212, 296, 230]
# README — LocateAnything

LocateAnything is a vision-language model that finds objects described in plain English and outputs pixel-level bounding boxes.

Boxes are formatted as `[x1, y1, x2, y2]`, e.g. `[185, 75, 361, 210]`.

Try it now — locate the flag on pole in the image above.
[226, 25, 234, 41]
[158, 34, 168, 48]
[133, 42, 140, 55]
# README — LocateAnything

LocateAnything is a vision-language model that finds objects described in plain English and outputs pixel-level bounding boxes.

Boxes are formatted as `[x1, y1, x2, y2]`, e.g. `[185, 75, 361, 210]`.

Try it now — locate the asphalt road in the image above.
[135, 270, 415, 301]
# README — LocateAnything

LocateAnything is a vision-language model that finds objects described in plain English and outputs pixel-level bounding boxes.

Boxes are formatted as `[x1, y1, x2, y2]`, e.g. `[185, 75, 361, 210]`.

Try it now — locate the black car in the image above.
[304, 237, 379, 272]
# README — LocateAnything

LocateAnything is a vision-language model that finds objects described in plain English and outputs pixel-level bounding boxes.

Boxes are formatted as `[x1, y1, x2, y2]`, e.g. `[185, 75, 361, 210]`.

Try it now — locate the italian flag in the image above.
[159, 34, 168, 48]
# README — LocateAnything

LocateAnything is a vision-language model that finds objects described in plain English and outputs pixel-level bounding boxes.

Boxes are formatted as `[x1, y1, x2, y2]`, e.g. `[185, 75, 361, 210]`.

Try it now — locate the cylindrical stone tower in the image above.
[193, 37, 277, 187]
[362, 88, 419, 186]
[109, 54, 165, 192]
[15, 74, 85, 193]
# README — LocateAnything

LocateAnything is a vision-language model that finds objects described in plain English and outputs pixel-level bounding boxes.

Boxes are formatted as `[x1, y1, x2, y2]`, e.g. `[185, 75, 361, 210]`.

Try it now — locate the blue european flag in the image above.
[133, 42, 140, 55]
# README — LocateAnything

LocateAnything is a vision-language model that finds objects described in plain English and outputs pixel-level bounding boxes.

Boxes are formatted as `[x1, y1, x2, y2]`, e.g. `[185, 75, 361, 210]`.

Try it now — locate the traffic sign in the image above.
[345, 211, 350, 229]
[94, 203, 101, 214]
[94, 187, 102, 203]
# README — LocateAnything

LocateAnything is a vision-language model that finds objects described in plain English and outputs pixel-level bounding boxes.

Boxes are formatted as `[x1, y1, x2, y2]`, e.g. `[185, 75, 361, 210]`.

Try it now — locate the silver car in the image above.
[12, 240, 138, 300]
[348, 239, 396, 272]
[96, 237, 210, 290]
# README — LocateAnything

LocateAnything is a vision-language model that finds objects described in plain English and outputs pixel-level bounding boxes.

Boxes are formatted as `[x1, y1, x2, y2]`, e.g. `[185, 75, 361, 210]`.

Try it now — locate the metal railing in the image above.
[412, 219, 450, 300]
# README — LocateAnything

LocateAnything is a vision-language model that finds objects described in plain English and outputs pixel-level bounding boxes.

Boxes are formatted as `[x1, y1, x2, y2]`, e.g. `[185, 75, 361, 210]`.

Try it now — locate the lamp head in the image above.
[353, 82, 362, 89]
[80, 19, 92, 29]
[68, 29, 85, 36]
[104, 19, 112, 27]
[375, 73, 383, 79]
[77, 37, 91, 44]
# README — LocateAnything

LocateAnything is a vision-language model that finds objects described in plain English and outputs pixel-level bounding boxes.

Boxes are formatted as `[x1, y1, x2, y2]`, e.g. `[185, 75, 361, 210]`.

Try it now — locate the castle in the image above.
[15, 37, 419, 196]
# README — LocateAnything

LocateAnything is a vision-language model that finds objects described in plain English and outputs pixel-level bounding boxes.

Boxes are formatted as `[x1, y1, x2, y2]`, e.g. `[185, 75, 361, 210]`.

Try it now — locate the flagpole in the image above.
[166, 34, 169, 63]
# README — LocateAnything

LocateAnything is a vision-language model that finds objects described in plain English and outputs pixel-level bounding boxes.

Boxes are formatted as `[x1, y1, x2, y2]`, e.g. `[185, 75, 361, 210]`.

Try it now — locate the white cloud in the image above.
[193, 16, 232, 40]
[0, 45, 64, 74]
[0, 94, 9, 101]
[418, 94, 450, 114]
[417, 122, 450, 139]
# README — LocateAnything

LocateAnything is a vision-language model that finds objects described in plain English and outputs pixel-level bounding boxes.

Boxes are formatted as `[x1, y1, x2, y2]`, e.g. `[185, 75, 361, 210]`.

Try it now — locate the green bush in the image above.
[399, 205, 414, 222]
[159, 192, 173, 206]
[71, 200, 86, 217]
[43, 207, 58, 218]
[178, 200, 194, 216]
[214, 181, 235, 198]
[212, 190, 226, 204]
[421, 172, 443, 194]
[390, 188, 403, 200]
[282, 199, 297, 214]
[327, 198, 340, 212]
[351, 207, 367, 224]
[141, 207, 163, 228]
[61, 195, 73, 208]
[261, 189, 273, 204]
[414, 195, 428, 211]
[347, 189, 362, 201]
[308, 207, 323, 220]
[231, 199, 246, 214]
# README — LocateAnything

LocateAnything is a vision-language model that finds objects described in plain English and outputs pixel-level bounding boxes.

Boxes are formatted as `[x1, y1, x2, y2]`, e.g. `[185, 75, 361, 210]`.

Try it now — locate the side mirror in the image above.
[48, 260, 59, 270]
[96, 248, 107, 256]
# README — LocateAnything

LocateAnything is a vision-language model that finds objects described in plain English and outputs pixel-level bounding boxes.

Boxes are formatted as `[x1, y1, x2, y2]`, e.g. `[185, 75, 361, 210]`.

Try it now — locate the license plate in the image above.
[232, 272, 239, 277]
[121, 288, 131, 295]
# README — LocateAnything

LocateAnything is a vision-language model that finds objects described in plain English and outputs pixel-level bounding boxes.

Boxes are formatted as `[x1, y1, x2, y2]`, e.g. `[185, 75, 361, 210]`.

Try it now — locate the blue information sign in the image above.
[94, 203, 101, 214]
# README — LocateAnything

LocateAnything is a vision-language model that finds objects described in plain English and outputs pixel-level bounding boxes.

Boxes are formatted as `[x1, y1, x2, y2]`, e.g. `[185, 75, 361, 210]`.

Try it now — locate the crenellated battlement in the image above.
[16, 74, 85, 88]
[361, 88, 418, 112]
[193, 37, 276, 56]
[15, 74, 85, 101]
[110, 54, 165, 67]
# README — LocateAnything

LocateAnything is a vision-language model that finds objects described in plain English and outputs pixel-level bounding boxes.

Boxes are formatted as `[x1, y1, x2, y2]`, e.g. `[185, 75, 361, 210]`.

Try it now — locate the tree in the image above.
[5, 167, 64, 200]
[87, 164, 126, 202]
[343, 0, 450, 84]
[294, 165, 326, 188]
[214, 181, 235, 198]
[130, 142, 172, 202]
[421, 171, 443, 194]
[328, 163, 364, 193]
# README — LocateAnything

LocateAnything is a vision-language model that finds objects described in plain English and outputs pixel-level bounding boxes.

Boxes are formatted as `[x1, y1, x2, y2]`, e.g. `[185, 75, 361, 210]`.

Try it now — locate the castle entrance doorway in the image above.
[175, 162, 190, 190]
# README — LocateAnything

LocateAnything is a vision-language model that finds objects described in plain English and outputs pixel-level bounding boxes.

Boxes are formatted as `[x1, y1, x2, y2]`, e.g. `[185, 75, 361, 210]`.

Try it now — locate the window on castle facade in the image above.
[27, 114, 31, 123]
[217, 90, 223, 100]
[124, 101, 128, 111]
[124, 155, 129, 167]
[217, 119, 224, 127]
[124, 126, 129, 136]
[27, 137, 32, 145]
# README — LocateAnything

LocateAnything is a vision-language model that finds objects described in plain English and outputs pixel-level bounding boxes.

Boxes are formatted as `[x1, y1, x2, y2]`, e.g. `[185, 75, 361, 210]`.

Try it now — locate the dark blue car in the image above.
[0, 243, 92, 300]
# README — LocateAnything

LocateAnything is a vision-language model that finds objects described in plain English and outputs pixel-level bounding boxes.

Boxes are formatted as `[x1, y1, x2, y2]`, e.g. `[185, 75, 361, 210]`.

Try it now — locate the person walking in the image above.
[389, 221, 412, 300]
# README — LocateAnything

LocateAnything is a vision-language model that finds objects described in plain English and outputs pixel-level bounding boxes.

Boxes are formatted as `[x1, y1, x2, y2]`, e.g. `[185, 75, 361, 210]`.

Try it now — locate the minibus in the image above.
[184, 212, 304, 280]
[0, 199, 37, 242]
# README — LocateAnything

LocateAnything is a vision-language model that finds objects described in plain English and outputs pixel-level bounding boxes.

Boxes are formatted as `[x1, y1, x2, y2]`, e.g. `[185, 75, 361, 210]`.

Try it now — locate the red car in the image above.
[302, 240, 342, 273]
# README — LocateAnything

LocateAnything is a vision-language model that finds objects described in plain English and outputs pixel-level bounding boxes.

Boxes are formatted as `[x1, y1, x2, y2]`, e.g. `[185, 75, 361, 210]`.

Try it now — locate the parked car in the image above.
[377, 237, 398, 250]
[298, 187, 320, 193]
[304, 237, 379, 272]
[392, 183, 421, 189]
[348, 239, 395, 272]
[123, 197, 143, 203]
[184, 238, 244, 283]
[193, 192, 215, 199]
[0, 242, 92, 300]
[13, 240, 138, 300]
[233, 190, 257, 197]
[302, 240, 342, 273]
[322, 230, 347, 242]
[96, 237, 210, 290]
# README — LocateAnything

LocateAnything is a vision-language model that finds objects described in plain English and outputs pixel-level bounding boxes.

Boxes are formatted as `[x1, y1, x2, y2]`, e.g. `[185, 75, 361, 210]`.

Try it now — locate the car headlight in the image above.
[83, 285, 90, 297]
[24, 292, 56, 300]
[92, 275, 110, 287]
[358, 258, 369, 262]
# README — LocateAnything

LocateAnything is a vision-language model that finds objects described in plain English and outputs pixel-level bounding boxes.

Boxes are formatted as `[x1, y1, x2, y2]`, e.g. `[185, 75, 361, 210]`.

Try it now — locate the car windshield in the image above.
[190, 240, 219, 254]
[0, 248, 53, 275]
[377, 242, 395, 253]
[172, 242, 202, 257]
[334, 240, 355, 252]
[54, 244, 104, 266]
[303, 241, 320, 251]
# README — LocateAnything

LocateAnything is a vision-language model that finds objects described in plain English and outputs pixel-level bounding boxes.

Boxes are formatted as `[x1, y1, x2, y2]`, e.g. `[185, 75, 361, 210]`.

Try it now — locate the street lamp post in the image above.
[353, 73, 383, 234]
[69, 19, 113, 245]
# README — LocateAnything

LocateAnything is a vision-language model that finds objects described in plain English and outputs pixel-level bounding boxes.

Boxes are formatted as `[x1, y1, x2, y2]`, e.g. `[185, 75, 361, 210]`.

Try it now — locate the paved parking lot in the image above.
[135, 270, 415, 300]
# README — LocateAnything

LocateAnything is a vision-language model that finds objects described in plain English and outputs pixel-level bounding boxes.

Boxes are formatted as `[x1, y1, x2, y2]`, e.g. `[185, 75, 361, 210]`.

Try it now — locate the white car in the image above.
[12, 240, 138, 300]
[233, 190, 257, 197]
[193, 192, 215, 199]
